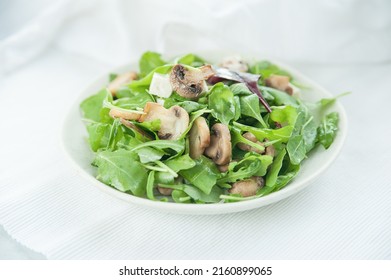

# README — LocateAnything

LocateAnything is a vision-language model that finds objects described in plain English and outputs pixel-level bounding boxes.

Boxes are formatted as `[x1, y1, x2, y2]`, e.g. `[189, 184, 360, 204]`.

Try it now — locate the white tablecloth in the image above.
[0, 0, 390, 259]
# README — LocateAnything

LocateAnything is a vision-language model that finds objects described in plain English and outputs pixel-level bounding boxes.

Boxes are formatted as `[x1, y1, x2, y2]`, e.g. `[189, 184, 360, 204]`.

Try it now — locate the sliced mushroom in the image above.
[237, 132, 265, 154]
[157, 186, 173, 196]
[139, 102, 189, 140]
[109, 108, 143, 121]
[229, 176, 265, 197]
[265, 144, 276, 157]
[108, 71, 138, 95]
[170, 64, 215, 99]
[219, 56, 248, 72]
[204, 123, 232, 165]
[265, 74, 293, 95]
[189, 117, 210, 159]
[218, 163, 230, 173]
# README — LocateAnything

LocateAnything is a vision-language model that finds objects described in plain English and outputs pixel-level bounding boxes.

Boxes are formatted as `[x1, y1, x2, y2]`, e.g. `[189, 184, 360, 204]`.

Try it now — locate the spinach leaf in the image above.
[93, 149, 148, 196]
[208, 83, 236, 125]
[139, 51, 166, 77]
[317, 112, 339, 149]
[239, 94, 267, 127]
[80, 89, 107, 122]
[179, 156, 219, 194]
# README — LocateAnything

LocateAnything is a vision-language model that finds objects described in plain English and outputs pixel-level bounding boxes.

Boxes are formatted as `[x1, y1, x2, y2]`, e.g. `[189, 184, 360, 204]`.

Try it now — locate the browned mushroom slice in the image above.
[189, 117, 210, 159]
[265, 143, 276, 157]
[109, 108, 143, 121]
[108, 71, 138, 95]
[139, 102, 189, 140]
[170, 64, 215, 99]
[204, 123, 232, 165]
[229, 176, 265, 197]
[265, 74, 294, 95]
[237, 132, 265, 154]
[157, 186, 173, 196]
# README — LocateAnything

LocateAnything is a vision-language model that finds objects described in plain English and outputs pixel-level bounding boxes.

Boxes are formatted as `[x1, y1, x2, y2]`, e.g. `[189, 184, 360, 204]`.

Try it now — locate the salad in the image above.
[80, 52, 340, 204]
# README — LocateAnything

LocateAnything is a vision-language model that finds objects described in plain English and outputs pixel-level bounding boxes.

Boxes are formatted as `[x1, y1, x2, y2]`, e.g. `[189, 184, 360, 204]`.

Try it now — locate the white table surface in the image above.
[0, 47, 390, 259]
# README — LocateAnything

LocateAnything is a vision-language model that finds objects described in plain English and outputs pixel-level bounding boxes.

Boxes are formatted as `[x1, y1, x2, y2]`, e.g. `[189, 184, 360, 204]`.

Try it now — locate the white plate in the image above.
[61, 52, 347, 215]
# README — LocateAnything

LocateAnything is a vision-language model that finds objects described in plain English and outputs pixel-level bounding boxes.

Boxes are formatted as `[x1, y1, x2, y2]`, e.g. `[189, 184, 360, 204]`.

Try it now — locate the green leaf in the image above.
[229, 83, 252, 96]
[146, 171, 156, 200]
[208, 83, 236, 125]
[80, 89, 107, 122]
[131, 139, 185, 155]
[270, 105, 298, 126]
[218, 153, 272, 184]
[164, 154, 196, 172]
[266, 148, 287, 188]
[93, 149, 148, 196]
[286, 135, 306, 165]
[86, 122, 111, 152]
[249, 61, 292, 80]
[164, 100, 207, 113]
[129, 65, 173, 89]
[179, 156, 219, 194]
[233, 122, 293, 143]
[274, 164, 300, 191]
[233, 95, 241, 121]
[139, 51, 166, 77]
[171, 190, 191, 203]
[113, 91, 154, 109]
[136, 147, 165, 163]
[175, 53, 206, 67]
[239, 94, 267, 127]
[230, 126, 266, 153]
[259, 86, 298, 107]
[317, 112, 339, 149]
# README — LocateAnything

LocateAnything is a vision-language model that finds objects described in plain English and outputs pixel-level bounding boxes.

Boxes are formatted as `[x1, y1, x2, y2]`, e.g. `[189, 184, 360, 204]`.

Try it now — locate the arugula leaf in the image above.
[175, 53, 206, 67]
[218, 153, 272, 184]
[129, 65, 173, 88]
[270, 105, 298, 126]
[164, 154, 196, 172]
[317, 112, 339, 149]
[249, 61, 292, 80]
[80, 89, 107, 122]
[265, 148, 287, 188]
[146, 171, 156, 200]
[131, 139, 185, 155]
[164, 99, 207, 113]
[230, 126, 266, 152]
[93, 149, 148, 196]
[208, 83, 236, 125]
[286, 135, 306, 165]
[259, 86, 298, 107]
[239, 94, 267, 127]
[230, 83, 252, 96]
[233, 95, 241, 121]
[179, 156, 219, 194]
[171, 190, 191, 203]
[86, 122, 111, 152]
[139, 51, 166, 77]
[274, 163, 300, 191]
[136, 147, 165, 163]
[113, 91, 154, 109]
[233, 122, 293, 142]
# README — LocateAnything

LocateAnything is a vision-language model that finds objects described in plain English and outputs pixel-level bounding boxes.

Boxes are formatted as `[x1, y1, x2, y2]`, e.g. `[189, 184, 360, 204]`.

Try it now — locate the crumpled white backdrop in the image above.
[0, 0, 390, 259]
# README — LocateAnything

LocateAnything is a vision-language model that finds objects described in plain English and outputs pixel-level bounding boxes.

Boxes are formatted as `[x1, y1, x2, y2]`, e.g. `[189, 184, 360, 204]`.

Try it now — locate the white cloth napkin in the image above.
[0, 0, 390, 259]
